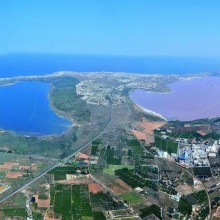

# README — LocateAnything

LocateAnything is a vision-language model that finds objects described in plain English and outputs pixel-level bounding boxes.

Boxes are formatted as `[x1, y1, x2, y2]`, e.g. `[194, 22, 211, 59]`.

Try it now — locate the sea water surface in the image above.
[1, 54, 220, 77]
[0, 81, 71, 136]
[130, 77, 220, 121]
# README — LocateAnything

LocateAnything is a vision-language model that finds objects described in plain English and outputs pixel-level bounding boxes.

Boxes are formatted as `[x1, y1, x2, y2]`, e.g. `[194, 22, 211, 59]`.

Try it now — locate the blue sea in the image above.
[1, 54, 220, 77]
[0, 54, 220, 135]
[0, 81, 71, 136]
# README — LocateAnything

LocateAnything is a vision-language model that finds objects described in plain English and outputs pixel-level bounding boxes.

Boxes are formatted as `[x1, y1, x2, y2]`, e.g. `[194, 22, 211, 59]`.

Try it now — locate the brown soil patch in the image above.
[0, 185, 6, 192]
[80, 145, 92, 156]
[38, 198, 50, 208]
[108, 178, 132, 194]
[35, 194, 50, 208]
[88, 183, 103, 193]
[31, 164, 37, 171]
[131, 130, 146, 141]
[175, 184, 194, 196]
[77, 152, 90, 160]
[132, 120, 165, 144]
[6, 172, 24, 179]
[214, 206, 220, 218]
[138, 120, 165, 133]
[0, 162, 19, 171]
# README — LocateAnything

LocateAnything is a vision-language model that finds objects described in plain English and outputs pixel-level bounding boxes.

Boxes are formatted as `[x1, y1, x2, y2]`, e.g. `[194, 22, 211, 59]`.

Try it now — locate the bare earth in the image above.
[108, 178, 132, 194]
[88, 183, 103, 193]
[132, 120, 165, 144]
[214, 206, 220, 218]
[6, 172, 24, 179]
[0, 162, 19, 171]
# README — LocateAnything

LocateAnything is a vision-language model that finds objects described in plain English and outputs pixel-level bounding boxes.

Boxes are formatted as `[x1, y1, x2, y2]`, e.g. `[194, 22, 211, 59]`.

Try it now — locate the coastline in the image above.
[0, 80, 73, 137]
[48, 85, 77, 127]
[136, 103, 167, 121]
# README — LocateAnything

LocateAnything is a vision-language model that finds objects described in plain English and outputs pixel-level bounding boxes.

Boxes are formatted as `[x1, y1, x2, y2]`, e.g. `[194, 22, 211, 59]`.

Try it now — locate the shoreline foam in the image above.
[136, 104, 167, 121]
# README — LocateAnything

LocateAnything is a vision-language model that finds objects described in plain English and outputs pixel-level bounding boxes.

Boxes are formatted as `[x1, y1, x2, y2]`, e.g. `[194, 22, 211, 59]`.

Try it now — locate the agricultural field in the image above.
[105, 147, 121, 165]
[139, 204, 162, 219]
[193, 167, 212, 178]
[90, 191, 124, 211]
[127, 140, 143, 155]
[120, 191, 143, 204]
[154, 135, 178, 154]
[103, 165, 134, 175]
[48, 165, 89, 181]
[0, 192, 27, 219]
[135, 165, 159, 180]
[115, 168, 157, 190]
[91, 140, 101, 156]
[50, 184, 93, 220]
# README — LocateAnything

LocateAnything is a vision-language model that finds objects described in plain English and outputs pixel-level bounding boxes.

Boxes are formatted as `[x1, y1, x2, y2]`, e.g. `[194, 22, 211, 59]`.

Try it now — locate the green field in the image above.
[127, 140, 143, 155]
[154, 135, 178, 154]
[140, 205, 162, 219]
[3, 208, 27, 217]
[103, 165, 134, 175]
[120, 191, 143, 204]
[51, 184, 93, 220]
[91, 140, 101, 156]
[115, 168, 157, 190]
[90, 192, 124, 211]
[105, 147, 121, 165]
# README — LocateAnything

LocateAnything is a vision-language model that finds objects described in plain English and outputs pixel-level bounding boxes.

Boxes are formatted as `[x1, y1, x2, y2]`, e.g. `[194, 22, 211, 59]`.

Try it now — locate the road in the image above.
[163, 158, 212, 220]
[176, 163, 212, 220]
[0, 103, 112, 204]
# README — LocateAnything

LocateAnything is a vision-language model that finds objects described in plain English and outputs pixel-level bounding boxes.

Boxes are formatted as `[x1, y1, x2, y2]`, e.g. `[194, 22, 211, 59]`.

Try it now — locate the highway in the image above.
[0, 103, 112, 204]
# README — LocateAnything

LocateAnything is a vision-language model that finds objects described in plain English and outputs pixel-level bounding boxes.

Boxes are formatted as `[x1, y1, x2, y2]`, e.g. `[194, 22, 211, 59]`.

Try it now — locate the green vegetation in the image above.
[204, 132, 220, 140]
[32, 211, 44, 220]
[51, 77, 91, 122]
[90, 192, 124, 210]
[154, 135, 178, 154]
[50, 184, 92, 220]
[3, 208, 27, 217]
[72, 185, 92, 218]
[120, 191, 143, 204]
[0, 152, 18, 164]
[93, 212, 106, 220]
[199, 205, 209, 219]
[115, 168, 157, 190]
[127, 140, 143, 155]
[139, 205, 162, 219]
[193, 167, 212, 177]
[169, 131, 201, 139]
[91, 140, 101, 156]
[195, 190, 208, 204]
[103, 165, 134, 175]
[178, 197, 192, 215]
[135, 165, 158, 180]
[106, 147, 121, 165]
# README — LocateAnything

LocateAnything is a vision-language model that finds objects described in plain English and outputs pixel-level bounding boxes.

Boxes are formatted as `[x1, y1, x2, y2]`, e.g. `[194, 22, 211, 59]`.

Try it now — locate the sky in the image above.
[1, 0, 220, 57]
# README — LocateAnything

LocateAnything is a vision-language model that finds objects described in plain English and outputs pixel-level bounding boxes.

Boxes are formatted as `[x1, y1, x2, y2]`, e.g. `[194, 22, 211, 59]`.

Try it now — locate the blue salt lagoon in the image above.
[130, 77, 220, 121]
[0, 81, 71, 136]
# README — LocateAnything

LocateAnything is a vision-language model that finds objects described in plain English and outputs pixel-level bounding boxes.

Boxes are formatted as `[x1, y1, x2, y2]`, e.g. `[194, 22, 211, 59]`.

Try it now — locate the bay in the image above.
[0, 81, 71, 136]
[130, 77, 220, 121]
